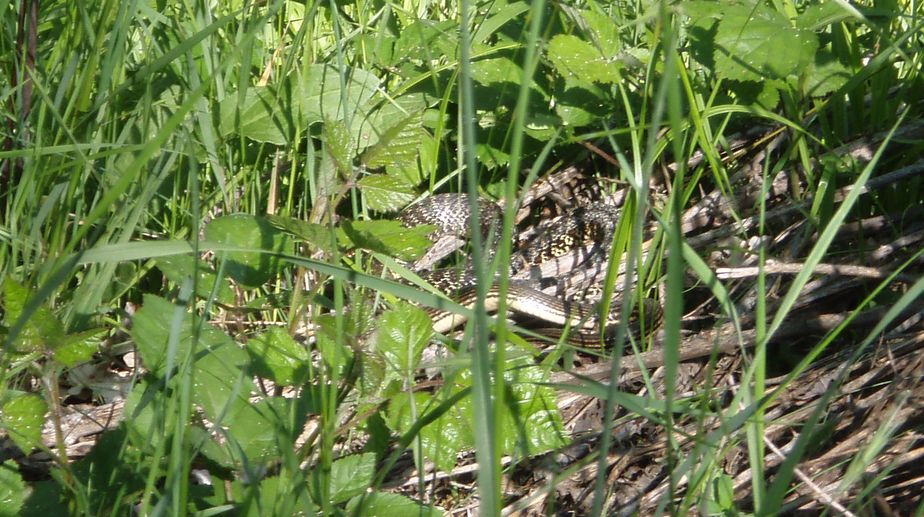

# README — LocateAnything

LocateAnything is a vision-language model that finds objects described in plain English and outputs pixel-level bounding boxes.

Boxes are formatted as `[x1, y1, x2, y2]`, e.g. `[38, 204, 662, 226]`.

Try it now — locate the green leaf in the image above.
[232, 475, 315, 517]
[547, 34, 621, 84]
[204, 214, 293, 288]
[471, 57, 526, 87]
[246, 328, 310, 386]
[804, 50, 852, 97]
[294, 64, 380, 126]
[501, 358, 568, 455]
[323, 118, 353, 177]
[346, 491, 443, 517]
[224, 397, 294, 463]
[53, 327, 105, 367]
[0, 461, 25, 517]
[192, 325, 254, 421]
[714, 5, 818, 81]
[387, 391, 470, 472]
[581, 9, 622, 58]
[219, 87, 292, 145]
[341, 219, 434, 261]
[796, 1, 854, 31]
[360, 112, 425, 175]
[265, 216, 338, 254]
[376, 304, 433, 377]
[0, 393, 47, 453]
[2, 279, 64, 353]
[130, 295, 191, 376]
[155, 255, 235, 304]
[393, 20, 458, 64]
[327, 453, 376, 504]
[356, 175, 417, 212]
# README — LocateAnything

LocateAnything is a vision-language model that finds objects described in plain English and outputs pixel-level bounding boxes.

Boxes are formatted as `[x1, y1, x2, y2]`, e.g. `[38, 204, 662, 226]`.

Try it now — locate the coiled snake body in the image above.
[397, 194, 660, 345]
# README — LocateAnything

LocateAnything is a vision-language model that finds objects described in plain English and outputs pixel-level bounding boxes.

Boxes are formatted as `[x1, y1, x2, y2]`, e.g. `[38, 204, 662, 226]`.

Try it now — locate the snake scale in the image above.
[396, 193, 661, 346]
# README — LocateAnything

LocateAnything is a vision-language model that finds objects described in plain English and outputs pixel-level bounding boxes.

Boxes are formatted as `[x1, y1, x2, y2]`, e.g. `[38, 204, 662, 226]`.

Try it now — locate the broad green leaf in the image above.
[265, 216, 338, 254]
[346, 491, 443, 517]
[0, 461, 25, 517]
[2, 280, 64, 353]
[473, 1, 529, 43]
[323, 118, 353, 177]
[376, 303, 433, 376]
[192, 325, 254, 421]
[356, 175, 417, 212]
[155, 255, 235, 304]
[0, 394, 47, 453]
[218, 87, 292, 145]
[582, 9, 622, 58]
[357, 92, 437, 154]
[501, 358, 568, 455]
[224, 397, 294, 463]
[393, 19, 458, 64]
[53, 327, 105, 367]
[554, 79, 608, 127]
[714, 6, 818, 81]
[130, 295, 192, 376]
[472, 57, 525, 87]
[294, 64, 380, 125]
[361, 112, 424, 174]
[246, 328, 310, 386]
[386, 391, 470, 472]
[548, 34, 621, 84]
[232, 475, 315, 517]
[327, 453, 376, 504]
[796, 1, 854, 31]
[804, 50, 852, 97]
[204, 214, 293, 288]
[340, 219, 434, 261]
[122, 379, 175, 454]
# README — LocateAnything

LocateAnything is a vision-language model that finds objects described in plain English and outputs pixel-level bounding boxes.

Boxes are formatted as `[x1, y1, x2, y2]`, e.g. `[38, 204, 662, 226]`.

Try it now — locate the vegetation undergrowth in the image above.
[1, 0, 922, 515]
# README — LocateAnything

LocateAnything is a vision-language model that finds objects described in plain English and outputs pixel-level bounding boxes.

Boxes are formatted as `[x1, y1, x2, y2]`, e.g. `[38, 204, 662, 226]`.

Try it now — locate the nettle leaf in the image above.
[265, 215, 338, 254]
[554, 79, 609, 127]
[501, 357, 568, 455]
[324, 118, 354, 177]
[295, 64, 380, 125]
[204, 214, 293, 288]
[796, 1, 854, 31]
[156, 255, 235, 304]
[356, 174, 417, 212]
[326, 453, 376, 504]
[804, 50, 852, 97]
[548, 34, 621, 84]
[387, 391, 471, 472]
[360, 112, 424, 172]
[714, 5, 818, 81]
[575, 8, 622, 58]
[346, 491, 443, 517]
[246, 327, 310, 386]
[219, 87, 293, 145]
[356, 92, 437, 153]
[393, 19, 458, 64]
[0, 460, 26, 516]
[376, 303, 432, 376]
[2, 279, 64, 353]
[472, 56, 525, 86]
[54, 328, 105, 367]
[341, 219, 434, 261]
[0, 393, 47, 453]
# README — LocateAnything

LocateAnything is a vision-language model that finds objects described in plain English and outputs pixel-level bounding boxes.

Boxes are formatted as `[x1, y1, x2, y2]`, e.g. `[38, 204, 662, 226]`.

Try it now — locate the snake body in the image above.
[397, 194, 660, 345]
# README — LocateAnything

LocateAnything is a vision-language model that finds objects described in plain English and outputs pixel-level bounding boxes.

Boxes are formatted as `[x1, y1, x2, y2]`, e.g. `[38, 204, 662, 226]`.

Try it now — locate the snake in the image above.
[396, 193, 661, 346]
